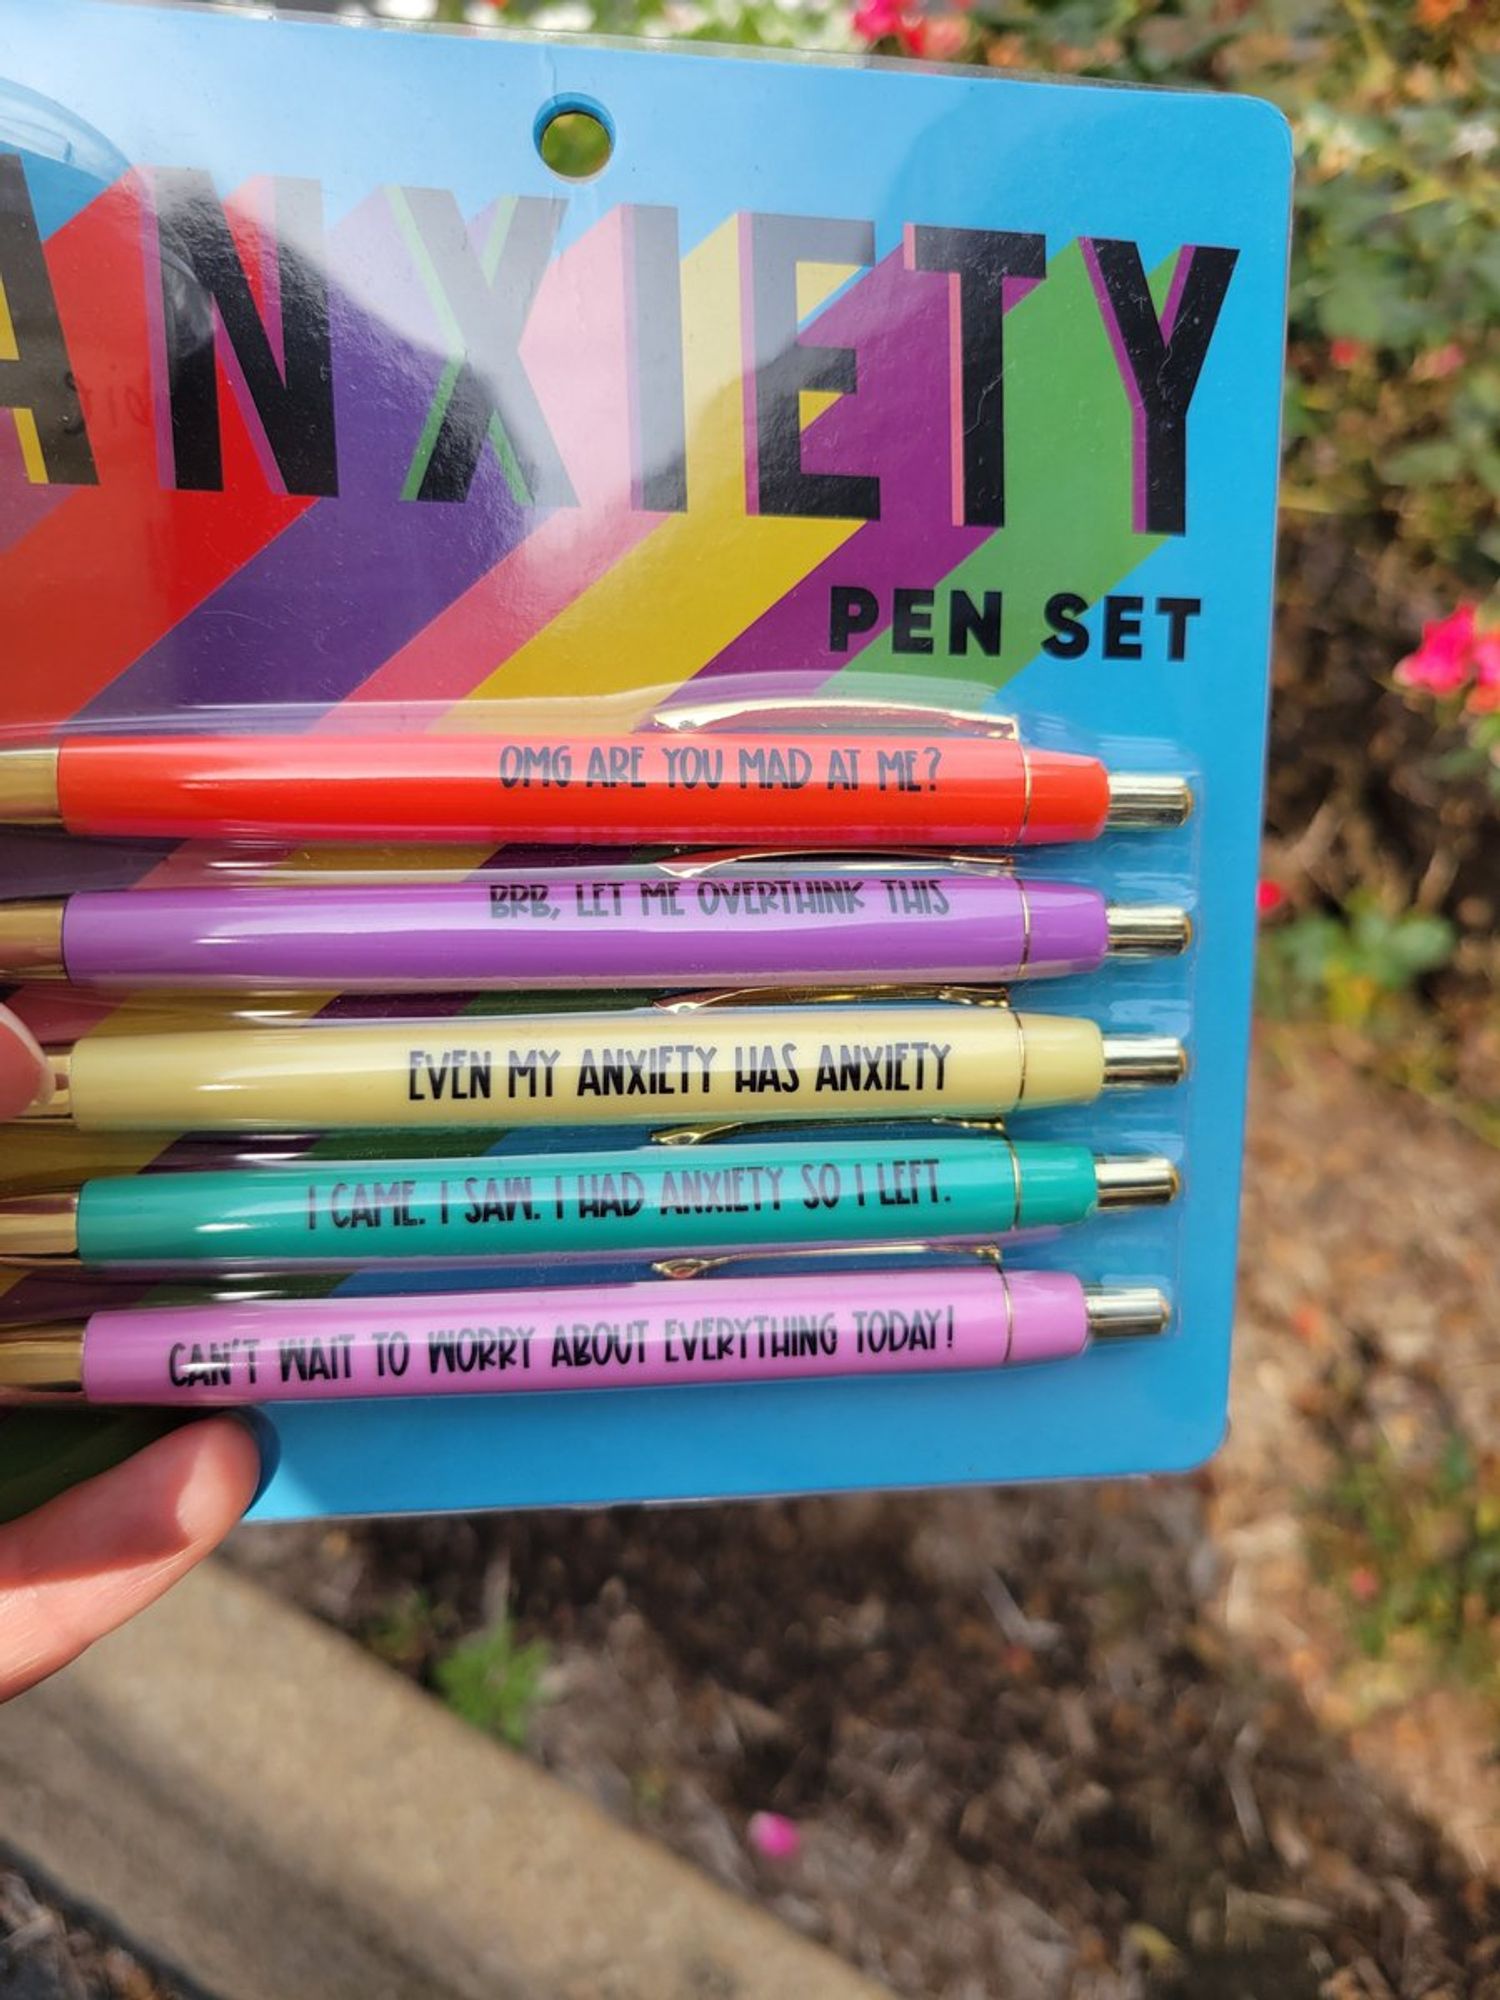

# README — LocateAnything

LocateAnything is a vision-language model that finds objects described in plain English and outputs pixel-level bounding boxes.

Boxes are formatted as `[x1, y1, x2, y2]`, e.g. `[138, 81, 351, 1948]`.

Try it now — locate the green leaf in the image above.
[435, 1618, 551, 1748]
[1280, 375, 1317, 442]
[1380, 439, 1466, 487]
[1316, 270, 1390, 344]
[1373, 912, 1456, 985]
[1462, 370, 1500, 417]
[1468, 235, 1500, 294]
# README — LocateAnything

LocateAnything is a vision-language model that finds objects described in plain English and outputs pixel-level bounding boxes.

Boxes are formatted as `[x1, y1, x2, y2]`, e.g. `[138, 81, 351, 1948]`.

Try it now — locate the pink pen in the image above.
[0, 1269, 1168, 1406]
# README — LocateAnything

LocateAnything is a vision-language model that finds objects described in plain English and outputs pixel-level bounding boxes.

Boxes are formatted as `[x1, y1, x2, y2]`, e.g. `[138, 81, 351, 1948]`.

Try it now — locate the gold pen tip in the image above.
[1105, 775, 1193, 829]
[0, 1193, 80, 1264]
[1093, 1157, 1181, 1208]
[1084, 1288, 1172, 1340]
[0, 748, 61, 827]
[0, 1324, 86, 1399]
[0, 900, 67, 979]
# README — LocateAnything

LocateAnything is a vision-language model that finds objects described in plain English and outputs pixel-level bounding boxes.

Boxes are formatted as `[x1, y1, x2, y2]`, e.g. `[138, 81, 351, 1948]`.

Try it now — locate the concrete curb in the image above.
[0, 1559, 891, 2000]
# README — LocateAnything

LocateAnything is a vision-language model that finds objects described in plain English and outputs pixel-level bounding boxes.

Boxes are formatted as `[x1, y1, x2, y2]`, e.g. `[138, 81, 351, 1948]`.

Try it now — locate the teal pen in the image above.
[0, 1136, 1177, 1273]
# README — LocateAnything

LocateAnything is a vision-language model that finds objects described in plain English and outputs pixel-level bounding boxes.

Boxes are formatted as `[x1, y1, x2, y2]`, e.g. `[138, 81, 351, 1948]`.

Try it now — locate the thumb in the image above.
[0, 1417, 261, 1701]
[0, 1003, 51, 1121]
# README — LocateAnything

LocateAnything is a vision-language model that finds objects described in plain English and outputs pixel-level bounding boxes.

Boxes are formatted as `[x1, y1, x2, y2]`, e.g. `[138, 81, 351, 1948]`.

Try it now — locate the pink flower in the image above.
[851, 0, 935, 45]
[1467, 631, 1500, 714]
[1414, 341, 1465, 382]
[1349, 1565, 1382, 1605]
[920, 14, 969, 56]
[1395, 604, 1478, 698]
[1256, 880, 1287, 919]
[852, 0, 907, 38]
[1329, 338, 1371, 369]
[748, 1811, 802, 1862]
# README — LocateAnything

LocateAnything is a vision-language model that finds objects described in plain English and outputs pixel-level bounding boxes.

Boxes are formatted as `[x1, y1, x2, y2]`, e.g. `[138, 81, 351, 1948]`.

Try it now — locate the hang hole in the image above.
[535, 100, 614, 181]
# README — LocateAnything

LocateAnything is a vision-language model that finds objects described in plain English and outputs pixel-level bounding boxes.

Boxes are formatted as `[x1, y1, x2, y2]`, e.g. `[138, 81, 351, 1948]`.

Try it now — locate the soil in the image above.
[0, 1864, 187, 2000]
[1219, 1029, 1500, 1880]
[229, 1031, 1500, 2000]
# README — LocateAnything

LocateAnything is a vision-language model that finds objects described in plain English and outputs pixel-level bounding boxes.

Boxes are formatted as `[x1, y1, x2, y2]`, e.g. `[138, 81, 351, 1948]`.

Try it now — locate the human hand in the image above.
[0, 1416, 260, 1700]
[0, 1003, 261, 1700]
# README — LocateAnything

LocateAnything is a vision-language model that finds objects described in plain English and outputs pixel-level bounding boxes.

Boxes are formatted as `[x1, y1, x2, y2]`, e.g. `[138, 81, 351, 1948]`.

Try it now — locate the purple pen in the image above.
[0, 1268, 1171, 1407]
[0, 870, 1188, 991]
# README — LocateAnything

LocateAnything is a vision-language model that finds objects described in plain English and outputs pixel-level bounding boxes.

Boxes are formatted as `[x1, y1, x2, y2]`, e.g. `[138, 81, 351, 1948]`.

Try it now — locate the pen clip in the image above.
[653, 848, 1016, 878]
[648, 696, 1019, 740]
[652, 1240, 1007, 1279]
[647, 1114, 1011, 1146]
[651, 983, 1014, 1012]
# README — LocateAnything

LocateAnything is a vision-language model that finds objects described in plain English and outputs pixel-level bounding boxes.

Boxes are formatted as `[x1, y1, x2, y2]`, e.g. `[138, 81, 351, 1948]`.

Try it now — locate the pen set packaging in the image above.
[0, 0, 1292, 1519]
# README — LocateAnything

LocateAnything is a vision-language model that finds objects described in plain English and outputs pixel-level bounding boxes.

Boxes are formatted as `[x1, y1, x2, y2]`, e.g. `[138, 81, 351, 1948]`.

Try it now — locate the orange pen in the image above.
[0, 704, 1190, 848]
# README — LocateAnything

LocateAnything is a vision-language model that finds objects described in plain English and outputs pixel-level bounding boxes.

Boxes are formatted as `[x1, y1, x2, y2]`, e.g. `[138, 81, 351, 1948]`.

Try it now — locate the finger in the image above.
[0, 1003, 50, 1120]
[0, 1416, 260, 1701]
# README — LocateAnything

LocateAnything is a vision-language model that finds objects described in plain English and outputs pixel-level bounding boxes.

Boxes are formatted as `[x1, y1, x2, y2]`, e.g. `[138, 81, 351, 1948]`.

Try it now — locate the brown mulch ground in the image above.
[0, 1866, 185, 2000]
[227, 1031, 1500, 2000]
[1218, 1029, 1500, 1880]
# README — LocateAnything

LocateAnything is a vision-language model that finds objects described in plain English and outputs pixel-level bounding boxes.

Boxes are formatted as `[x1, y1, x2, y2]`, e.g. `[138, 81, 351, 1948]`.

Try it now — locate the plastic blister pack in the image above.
[0, 0, 1291, 1516]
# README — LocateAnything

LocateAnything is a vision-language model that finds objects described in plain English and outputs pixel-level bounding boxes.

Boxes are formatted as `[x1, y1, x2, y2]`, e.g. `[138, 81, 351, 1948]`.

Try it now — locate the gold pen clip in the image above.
[649, 695, 1019, 739]
[653, 847, 1016, 878]
[647, 1113, 1011, 1147]
[651, 983, 1014, 1012]
[652, 1240, 1007, 1280]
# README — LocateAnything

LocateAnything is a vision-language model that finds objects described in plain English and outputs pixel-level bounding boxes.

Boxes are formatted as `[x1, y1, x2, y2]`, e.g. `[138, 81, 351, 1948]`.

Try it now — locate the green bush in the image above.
[1258, 894, 1456, 1025]
[435, 1615, 552, 1747]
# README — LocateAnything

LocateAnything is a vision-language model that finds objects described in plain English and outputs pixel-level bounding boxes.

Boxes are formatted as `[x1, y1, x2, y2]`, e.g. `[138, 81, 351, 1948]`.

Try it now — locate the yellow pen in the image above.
[16, 1006, 1184, 1134]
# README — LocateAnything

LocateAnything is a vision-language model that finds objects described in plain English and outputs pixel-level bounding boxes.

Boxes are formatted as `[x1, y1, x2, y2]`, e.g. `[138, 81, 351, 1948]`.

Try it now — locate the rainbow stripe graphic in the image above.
[0, 132, 1194, 732]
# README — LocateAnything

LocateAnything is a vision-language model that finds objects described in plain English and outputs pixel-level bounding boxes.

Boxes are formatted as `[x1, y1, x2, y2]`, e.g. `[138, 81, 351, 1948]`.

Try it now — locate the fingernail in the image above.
[225, 1409, 279, 1508]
